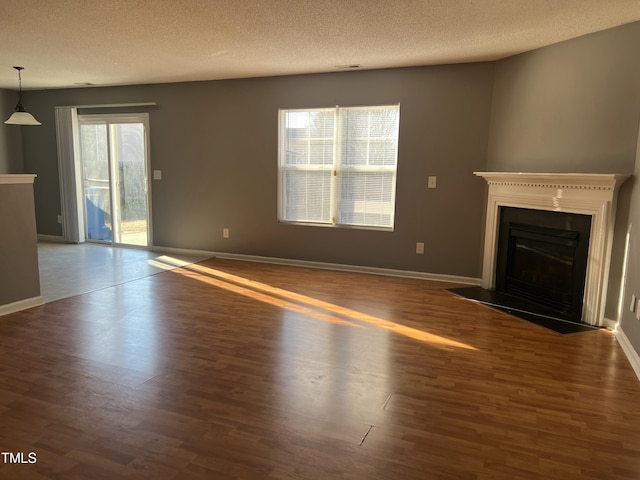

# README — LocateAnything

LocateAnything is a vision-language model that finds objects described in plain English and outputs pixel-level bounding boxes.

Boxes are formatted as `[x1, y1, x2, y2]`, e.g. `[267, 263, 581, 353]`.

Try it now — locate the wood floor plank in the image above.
[1, 257, 640, 479]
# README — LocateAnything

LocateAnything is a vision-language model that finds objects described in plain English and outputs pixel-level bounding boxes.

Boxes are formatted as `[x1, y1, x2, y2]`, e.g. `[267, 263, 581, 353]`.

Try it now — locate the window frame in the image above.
[277, 104, 400, 231]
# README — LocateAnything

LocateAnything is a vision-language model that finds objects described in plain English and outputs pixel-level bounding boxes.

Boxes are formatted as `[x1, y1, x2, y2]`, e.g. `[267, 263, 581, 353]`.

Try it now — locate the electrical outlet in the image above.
[223, 228, 229, 238]
[416, 242, 424, 254]
[427, 176, 437, 189]
[57, 215, 63, 224]
[153, 170, 162, 180]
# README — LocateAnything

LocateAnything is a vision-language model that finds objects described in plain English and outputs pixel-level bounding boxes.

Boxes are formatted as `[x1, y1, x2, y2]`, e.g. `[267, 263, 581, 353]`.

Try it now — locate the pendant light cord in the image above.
[14, 66, 25, 110]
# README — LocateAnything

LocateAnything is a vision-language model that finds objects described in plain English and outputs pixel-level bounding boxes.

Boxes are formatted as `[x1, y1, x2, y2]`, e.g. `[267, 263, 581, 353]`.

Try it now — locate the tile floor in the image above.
[37, 241, 211, 303]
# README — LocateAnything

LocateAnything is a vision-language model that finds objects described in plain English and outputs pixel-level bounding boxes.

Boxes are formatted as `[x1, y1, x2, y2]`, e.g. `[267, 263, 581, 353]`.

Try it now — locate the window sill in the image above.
[277, 220, 394, 232]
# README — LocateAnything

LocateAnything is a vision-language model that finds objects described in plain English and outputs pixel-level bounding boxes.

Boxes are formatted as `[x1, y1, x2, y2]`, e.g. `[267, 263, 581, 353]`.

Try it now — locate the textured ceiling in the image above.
[1, 0, 640, 90]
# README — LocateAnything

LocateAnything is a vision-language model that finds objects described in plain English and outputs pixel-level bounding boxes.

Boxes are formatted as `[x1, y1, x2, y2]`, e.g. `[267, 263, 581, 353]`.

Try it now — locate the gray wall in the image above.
[487, 22, 640, 174]
[0, 89, 24, 174]
[21, 64, 495, 278]
[487, 22, 640, 342]
[619, 127, 640, 358]
[0, 182, 40, 306]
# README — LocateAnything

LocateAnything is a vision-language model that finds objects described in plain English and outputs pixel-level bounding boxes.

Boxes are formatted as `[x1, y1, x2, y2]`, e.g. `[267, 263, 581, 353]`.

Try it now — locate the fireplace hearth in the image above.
[495, 207, 591, 323]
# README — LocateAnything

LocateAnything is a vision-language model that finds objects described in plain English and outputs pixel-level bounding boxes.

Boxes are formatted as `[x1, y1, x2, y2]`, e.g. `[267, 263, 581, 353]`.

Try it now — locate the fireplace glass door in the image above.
[496, 207, 591, 323]
[506, 225, 578, 313]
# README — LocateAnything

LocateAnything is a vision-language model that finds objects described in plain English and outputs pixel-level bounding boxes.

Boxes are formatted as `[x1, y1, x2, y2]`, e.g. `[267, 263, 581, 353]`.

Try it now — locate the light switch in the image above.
[428, 176, 437, 189]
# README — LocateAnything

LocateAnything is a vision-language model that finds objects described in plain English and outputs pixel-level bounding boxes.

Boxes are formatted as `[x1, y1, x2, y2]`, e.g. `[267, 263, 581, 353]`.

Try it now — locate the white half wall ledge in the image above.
[0, 174, 37, 184]
[474, 172, 631, 327]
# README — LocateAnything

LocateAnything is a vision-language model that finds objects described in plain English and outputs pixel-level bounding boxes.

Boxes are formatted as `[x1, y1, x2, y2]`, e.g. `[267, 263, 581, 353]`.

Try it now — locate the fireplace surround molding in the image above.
[474, 172, 630, 326]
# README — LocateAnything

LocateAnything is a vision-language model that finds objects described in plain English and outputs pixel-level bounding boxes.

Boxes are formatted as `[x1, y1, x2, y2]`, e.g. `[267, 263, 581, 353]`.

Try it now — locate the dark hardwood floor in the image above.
[1, 258, 639, 479]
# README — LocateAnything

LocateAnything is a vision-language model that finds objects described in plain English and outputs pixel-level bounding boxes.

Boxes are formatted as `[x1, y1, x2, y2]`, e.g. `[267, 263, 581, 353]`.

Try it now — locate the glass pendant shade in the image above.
[5, 110, 42, 126]
[4, 66, 41, 126]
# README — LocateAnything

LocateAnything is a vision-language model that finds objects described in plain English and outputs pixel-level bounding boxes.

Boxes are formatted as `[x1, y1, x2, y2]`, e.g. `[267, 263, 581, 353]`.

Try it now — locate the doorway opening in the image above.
[77, 114, 151, 247]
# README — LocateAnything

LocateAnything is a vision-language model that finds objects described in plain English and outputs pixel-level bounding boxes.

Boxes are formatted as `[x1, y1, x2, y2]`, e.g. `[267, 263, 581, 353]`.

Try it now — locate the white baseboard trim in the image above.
[219, 253, 482, 285]
[152, 245, 217, 258]
[37, 234, 67, 243]
[603, 317, 618, 330]
[151, 246, 481, 286]
[614, 326, 640, 382]
[0, 296, 44, 317]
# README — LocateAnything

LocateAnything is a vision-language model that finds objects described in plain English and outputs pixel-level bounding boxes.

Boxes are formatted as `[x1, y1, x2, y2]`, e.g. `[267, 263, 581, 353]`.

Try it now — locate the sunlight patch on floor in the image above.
[147, 255, 202, 270]
[176, 263, 478, 351]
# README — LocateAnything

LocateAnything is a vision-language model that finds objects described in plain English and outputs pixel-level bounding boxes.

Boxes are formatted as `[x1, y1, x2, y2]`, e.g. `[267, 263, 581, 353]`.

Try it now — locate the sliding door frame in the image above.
[77, 113, 153, 248]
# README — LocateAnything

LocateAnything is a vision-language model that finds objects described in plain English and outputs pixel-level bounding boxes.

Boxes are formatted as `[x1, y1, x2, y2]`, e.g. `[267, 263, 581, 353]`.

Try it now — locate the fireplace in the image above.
[474, 172, 629, 326]
[495, 207, 591, 323]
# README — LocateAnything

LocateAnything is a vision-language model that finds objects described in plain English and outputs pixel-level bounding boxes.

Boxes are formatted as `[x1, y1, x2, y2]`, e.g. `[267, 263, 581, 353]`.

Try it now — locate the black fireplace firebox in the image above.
[495, 207, 591, 323]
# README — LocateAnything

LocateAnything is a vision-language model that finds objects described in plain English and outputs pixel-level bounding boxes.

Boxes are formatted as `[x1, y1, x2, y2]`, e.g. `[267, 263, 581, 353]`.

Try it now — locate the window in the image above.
[278, 105, 400, 230]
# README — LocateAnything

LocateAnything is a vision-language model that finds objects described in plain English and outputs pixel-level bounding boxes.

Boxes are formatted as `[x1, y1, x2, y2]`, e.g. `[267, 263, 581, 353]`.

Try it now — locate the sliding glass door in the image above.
[78, 114, 151, 247]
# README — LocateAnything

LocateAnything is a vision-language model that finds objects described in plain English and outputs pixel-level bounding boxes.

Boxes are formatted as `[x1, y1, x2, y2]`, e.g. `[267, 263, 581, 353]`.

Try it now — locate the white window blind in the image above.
[278, 105, 399, 230]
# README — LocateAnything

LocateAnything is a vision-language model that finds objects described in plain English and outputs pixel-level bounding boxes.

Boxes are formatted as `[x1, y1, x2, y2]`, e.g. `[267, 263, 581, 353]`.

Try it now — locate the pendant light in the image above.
[4, 66, 41, 126]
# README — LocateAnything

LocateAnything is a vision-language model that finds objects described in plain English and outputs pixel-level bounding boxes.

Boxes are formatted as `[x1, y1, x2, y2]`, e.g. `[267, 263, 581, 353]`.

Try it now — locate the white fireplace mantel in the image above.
[474, 172, 630, 326]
